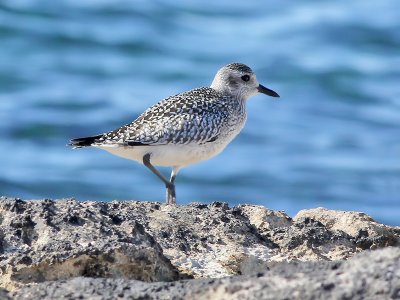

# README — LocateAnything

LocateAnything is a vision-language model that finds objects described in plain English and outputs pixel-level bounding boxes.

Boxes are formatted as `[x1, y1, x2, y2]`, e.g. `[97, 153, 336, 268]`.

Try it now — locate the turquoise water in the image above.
[1, 1, 399, 225]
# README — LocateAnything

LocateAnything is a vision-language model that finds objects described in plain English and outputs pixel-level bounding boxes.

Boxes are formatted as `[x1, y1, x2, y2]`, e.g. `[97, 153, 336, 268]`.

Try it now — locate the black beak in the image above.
[258, 84, 280, 98]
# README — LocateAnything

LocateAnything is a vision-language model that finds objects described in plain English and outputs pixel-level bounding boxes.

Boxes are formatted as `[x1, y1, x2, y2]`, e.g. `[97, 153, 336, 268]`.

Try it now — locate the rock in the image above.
[237, 205, 292, 230]
[0, 197, 399, 298]
[294, 207, 400, 250]
[267, 217, 357, 261]
[0, 288, 11, 300]
[10, 247, 400, 300]
[238, 204, 400, 262]
[0, 198, 181, 291]
[140, 202, 276, 278]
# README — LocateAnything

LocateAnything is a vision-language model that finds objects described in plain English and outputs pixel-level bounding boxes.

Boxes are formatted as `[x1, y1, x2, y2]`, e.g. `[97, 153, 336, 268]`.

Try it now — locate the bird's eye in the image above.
[241, 75, 250, 82]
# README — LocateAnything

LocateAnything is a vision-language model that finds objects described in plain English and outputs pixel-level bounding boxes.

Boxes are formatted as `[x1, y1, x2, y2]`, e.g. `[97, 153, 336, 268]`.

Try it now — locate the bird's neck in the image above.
[210, 84, 248, 102]
[210, 78, 228, 93]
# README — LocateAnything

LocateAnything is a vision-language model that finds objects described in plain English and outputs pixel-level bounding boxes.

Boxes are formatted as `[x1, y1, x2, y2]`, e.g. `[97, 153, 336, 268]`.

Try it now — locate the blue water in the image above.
[1, 1, 399, 225]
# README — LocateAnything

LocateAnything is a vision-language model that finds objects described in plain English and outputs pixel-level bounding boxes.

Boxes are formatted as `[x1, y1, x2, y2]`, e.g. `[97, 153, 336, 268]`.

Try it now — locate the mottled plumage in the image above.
[96, 87, 237, 146]
[69, 63, 279, 204]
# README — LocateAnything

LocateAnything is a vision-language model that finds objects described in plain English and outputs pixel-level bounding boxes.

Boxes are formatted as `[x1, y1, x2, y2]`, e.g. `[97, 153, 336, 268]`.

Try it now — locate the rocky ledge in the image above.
[0, 197, 399, 299]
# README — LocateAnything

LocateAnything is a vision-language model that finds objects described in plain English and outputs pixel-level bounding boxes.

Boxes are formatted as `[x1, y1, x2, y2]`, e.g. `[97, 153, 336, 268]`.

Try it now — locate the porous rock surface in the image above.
[0, 198, 182, 291]
[10, 247, 400, 300]
[0, 197, 399, 299]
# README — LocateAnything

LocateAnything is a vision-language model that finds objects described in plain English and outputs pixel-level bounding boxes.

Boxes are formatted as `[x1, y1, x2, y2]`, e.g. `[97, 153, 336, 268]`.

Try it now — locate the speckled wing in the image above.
[96, 88, 228, 146]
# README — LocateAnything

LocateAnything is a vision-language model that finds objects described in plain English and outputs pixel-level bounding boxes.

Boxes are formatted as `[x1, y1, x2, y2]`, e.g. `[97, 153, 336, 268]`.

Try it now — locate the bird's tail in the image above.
[68, 134, 103, 148]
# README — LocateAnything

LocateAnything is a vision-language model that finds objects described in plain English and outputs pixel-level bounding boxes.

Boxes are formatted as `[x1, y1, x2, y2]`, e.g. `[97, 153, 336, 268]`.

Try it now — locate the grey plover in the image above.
[69, 63, 279, 204]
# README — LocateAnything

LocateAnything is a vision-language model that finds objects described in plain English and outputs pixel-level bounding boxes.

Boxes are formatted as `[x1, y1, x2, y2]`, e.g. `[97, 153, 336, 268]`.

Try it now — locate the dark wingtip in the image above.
[68, 134, 103, 148]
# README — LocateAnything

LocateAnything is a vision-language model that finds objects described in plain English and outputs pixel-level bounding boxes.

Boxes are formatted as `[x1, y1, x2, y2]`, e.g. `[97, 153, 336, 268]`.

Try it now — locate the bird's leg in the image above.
[170, 170, 177, 184]
[166, 183, 176, 205]
[165, 167, 180, 205]
[143, 154, 176, 205]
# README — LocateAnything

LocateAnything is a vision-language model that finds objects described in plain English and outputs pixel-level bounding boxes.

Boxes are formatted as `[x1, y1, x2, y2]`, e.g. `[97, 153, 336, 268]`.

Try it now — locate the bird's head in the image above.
[211, 63, 279, 100]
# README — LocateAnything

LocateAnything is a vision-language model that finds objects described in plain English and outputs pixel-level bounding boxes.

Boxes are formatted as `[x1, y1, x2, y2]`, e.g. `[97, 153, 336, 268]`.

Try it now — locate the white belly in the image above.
[96, 140, 230, 167]
[96, 113, 246, 168]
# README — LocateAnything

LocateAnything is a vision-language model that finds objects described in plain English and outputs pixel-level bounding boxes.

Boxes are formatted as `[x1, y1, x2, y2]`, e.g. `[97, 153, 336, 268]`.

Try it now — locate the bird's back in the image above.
[95, 87, 243, 147]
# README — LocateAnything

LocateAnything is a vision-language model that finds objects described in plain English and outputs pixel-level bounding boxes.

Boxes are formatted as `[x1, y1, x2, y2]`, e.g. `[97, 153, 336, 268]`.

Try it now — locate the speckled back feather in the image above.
[94, 87, 245, 146]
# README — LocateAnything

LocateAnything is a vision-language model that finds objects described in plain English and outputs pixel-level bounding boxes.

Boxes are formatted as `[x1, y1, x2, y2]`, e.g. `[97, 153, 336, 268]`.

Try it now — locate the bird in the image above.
[69, 63, 279, 205]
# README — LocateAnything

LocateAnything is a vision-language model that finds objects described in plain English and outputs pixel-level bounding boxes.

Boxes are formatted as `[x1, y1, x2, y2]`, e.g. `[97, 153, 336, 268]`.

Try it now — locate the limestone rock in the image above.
[0, 198, 181, 291]
[10, 247, 400, 300]
[141, 202, 276, 278]
[294, 207, 400, 249]
[1, 197, 399, 299]
[237, 205, 292, 230]
[237, 204, 399, 262]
